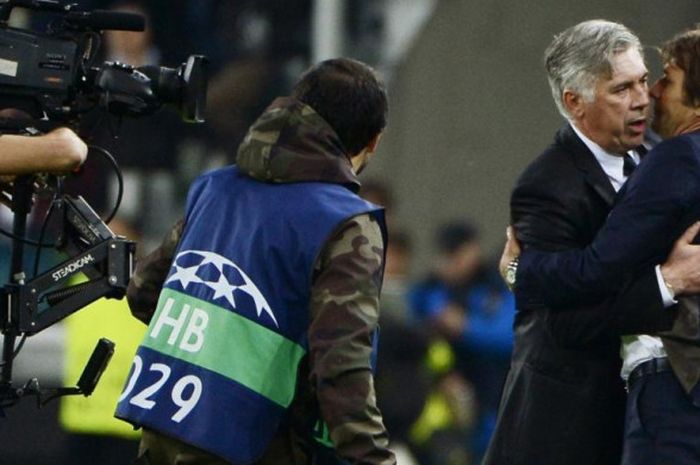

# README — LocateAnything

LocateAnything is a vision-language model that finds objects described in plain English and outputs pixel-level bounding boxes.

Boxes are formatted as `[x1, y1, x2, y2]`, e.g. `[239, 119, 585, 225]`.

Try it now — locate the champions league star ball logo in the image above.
[165, 250, 278, 327]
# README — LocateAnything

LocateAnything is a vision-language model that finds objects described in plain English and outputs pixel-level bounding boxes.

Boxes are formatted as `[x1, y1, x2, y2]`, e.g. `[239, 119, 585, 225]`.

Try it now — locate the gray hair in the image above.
[545, 20, 643, 118]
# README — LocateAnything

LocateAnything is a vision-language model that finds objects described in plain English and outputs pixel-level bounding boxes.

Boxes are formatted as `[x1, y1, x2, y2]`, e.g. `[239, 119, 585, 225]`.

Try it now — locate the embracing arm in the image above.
[502, 225, 675, 342]
[515, 137, 700, 308]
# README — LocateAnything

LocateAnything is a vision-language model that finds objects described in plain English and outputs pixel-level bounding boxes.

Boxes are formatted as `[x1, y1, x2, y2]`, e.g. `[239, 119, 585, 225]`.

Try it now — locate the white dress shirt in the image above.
[570, 124, 672, 381]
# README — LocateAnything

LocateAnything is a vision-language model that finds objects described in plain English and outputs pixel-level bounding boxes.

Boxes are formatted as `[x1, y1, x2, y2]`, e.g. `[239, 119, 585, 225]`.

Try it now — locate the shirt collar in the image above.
[570, 123, 639, 192]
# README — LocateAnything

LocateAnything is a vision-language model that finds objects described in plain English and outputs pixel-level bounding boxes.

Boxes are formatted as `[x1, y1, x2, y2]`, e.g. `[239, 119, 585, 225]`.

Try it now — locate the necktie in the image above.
[623, 154, 637, 177]
[637, 144, 648, 158]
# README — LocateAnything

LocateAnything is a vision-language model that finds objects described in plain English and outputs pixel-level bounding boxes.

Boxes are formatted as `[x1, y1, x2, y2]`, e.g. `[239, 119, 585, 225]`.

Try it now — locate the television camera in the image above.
[0, 0, 208, 411]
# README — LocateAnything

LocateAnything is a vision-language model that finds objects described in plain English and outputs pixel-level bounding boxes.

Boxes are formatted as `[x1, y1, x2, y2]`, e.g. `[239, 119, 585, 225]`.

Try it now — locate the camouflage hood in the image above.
[236, 97, 360, 191]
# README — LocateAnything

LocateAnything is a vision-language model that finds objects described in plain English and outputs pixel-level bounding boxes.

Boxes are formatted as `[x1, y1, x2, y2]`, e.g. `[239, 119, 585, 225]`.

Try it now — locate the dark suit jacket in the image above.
[516, 130, 700, 393]
[483, 125, 673, 465]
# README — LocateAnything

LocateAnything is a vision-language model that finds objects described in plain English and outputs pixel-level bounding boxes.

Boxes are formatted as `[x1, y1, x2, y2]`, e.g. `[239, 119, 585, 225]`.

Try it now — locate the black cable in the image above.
[0, 144, 122, 242]
[31, 200, 56, 275]
[0, 227, 54, 247]
[1, 186, 61, 370]
[0, 334, 29, 368]
[0, 174, 60, 248]
[33, 178, 63, 277]
[10, 334, 27, 361]
[88, 144, 123, 224]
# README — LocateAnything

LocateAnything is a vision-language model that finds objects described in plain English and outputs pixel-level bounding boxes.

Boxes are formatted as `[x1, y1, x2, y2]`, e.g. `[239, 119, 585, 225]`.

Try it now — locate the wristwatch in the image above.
[505, 257, 519, 291]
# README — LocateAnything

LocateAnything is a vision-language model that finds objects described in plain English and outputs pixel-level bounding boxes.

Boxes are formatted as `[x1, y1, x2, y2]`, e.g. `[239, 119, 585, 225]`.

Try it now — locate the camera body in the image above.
[0, 26, 80, 117]
[0, 0, 207, 122]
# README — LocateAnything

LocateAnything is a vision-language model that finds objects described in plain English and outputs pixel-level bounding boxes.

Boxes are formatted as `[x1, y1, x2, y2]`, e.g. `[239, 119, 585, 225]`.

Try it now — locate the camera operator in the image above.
[116, 57, 395, 465]
[0, 126, 87, 176]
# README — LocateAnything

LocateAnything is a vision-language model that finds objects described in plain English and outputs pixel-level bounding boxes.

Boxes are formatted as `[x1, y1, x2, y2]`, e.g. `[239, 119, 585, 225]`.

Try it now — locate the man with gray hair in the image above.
[498, 26, 700, 465]
[482, 20, 673, 465]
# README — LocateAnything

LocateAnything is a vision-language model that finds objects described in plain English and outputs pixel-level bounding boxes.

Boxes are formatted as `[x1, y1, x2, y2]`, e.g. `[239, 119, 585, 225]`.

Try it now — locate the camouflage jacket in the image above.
[127, 97, 395, 465]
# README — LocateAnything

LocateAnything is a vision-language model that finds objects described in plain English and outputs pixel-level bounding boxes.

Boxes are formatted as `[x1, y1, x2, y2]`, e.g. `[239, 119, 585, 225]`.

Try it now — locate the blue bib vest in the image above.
[116, 166, 385, 464]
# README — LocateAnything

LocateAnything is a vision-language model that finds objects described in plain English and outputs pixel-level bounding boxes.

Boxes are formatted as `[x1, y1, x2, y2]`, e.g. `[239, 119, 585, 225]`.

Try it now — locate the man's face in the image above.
[650, 63, 696, 139]
[574, 47, 649, 153]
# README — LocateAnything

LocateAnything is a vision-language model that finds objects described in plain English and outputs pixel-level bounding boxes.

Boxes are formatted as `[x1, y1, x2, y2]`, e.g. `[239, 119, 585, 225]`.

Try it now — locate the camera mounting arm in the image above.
[1, 195, 135, 336]
[0, 193, 132, 409]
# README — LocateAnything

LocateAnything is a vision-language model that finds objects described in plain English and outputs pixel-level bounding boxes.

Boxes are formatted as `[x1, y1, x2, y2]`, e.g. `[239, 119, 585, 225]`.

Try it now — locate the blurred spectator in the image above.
[103, 1, 160, 66]
[410, 220, 515, 463]
[374, 228, 427, 443]
[365, 184, 475, 465]
[200, 1, 313, 162]
[375, 312, 432, 458]
[85, 0, 310, 74]
[181, 0, 311, 74]
[380, 230, 413, 323]
[69, 0, 199, 249]
[205, 59, 278, 162]
[409, 368, 476, 465]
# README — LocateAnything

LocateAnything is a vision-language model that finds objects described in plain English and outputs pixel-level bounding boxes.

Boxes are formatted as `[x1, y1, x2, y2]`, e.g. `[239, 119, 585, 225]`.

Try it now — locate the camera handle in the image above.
[4, 195, 135, 336]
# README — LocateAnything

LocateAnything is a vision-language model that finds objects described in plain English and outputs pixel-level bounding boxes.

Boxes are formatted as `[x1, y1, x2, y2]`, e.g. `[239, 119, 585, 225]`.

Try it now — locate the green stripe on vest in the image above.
[141, 288, 306, 407]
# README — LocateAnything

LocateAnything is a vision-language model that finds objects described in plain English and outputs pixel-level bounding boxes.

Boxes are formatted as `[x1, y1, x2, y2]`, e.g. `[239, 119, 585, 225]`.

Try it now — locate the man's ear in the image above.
[563, 90, 584, 119]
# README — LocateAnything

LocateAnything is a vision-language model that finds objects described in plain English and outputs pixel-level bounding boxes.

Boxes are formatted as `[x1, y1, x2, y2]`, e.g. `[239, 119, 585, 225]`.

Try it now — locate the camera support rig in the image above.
[0, 172, 135, 410]
[2, 195, 135, 336]
[0, 0, 207, 411]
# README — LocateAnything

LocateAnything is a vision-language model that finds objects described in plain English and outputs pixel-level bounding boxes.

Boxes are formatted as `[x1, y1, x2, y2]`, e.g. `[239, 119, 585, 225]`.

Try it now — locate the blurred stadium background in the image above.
[0, 1, 696, 464]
